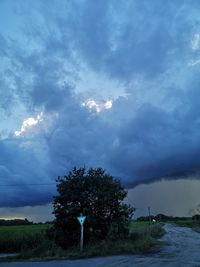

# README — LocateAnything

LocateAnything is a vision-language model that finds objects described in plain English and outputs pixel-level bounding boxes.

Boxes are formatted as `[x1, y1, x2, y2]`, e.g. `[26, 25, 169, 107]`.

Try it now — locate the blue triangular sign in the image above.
[77, 215, 86, 225]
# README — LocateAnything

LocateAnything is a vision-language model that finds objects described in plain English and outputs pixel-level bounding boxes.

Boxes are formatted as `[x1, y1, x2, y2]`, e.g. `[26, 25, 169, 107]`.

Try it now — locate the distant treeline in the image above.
[0, 218, 33, 226]
[0, 219, 54, 226]
[137, 214, 200, 222]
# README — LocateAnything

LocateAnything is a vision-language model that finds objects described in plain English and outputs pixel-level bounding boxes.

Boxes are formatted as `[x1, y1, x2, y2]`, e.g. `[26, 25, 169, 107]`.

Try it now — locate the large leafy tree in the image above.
[52, 167, 134, 248]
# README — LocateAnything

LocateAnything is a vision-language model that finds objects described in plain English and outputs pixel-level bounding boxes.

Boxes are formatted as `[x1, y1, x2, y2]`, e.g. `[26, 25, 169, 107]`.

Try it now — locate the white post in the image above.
[80, 223, 83, 251]
[77, 214, 86, 252]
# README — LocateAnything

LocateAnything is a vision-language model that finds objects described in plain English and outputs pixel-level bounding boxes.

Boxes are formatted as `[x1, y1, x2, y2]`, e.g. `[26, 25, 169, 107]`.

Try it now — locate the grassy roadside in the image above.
[173, 220, 200, 232]
[0, 222, 165, 262]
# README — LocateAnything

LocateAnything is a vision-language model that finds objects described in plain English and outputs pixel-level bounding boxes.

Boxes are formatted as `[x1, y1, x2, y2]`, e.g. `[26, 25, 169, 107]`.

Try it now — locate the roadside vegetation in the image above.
[172, 215, 200, 232]
[0, 221, 165, 261]
[3, 214, 200, 261]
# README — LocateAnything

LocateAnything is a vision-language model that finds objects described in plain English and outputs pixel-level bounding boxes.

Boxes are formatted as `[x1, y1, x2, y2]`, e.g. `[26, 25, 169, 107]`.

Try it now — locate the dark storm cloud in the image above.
[0, 0, 200, 207]
[46, 0, 175, 78]
[0, 138, 54, 207]
[108, 100, 200, 185]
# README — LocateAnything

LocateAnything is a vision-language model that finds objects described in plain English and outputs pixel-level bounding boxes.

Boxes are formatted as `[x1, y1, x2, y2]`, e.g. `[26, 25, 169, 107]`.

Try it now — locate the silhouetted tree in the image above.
[51, 167, 134, 248]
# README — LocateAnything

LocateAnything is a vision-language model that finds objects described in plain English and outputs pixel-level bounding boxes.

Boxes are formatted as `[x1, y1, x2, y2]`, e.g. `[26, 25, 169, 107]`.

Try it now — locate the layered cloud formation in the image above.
[1, 0, 200, 207]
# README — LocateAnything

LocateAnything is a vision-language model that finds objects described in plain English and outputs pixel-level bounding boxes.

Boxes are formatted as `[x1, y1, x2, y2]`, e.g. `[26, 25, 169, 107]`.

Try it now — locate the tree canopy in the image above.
[51, 167, 134, 248]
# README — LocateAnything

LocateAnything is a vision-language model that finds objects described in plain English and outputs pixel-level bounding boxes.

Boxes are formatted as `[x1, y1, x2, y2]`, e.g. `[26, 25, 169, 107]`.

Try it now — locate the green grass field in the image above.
[129, 220, 151, 230]
[0, 224, 52, 253]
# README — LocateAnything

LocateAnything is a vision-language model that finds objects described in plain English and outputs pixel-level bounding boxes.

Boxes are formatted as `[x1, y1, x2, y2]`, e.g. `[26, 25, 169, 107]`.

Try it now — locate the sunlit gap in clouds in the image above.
[0, 217, 25, 220]
[191, 33, 200, 51]
[189, 32, 200, 66]
[81, 99, 113, 113]
[14, 112, 43, 137]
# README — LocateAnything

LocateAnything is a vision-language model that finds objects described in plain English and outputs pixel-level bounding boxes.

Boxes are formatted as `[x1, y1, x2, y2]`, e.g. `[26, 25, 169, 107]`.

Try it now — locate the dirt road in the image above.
[1, 224, 200, 267]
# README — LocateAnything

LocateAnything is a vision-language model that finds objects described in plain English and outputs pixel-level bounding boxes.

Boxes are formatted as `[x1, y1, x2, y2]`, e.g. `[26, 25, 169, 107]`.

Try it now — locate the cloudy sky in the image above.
[1, 0, 200, 221]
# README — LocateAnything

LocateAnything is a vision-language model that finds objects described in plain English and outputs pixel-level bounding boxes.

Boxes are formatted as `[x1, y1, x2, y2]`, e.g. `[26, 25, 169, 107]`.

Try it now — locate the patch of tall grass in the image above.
[130, 222, 165, 239]
[0, 224, 52, 253]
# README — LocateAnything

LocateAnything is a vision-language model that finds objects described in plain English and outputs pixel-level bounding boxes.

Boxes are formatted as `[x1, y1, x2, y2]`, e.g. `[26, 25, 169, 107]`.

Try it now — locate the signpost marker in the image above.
[77, 214, 86, 251]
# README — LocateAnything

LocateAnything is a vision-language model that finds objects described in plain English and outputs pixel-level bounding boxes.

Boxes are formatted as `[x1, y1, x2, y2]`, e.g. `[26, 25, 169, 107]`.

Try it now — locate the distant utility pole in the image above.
[148, 206, 151, 222]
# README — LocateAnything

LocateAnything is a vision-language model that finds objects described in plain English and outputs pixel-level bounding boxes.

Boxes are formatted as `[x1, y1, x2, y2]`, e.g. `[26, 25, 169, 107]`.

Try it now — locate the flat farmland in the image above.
[0, 224, 52, 253]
